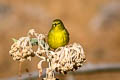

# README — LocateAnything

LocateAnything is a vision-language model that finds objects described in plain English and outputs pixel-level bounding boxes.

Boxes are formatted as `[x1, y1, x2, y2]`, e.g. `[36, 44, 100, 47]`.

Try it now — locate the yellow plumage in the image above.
[48, 19, 69, 49]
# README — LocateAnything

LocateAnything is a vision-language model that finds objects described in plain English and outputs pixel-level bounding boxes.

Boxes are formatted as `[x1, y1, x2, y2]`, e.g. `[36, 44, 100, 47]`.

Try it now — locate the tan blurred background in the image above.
[0, 0, 120, 80]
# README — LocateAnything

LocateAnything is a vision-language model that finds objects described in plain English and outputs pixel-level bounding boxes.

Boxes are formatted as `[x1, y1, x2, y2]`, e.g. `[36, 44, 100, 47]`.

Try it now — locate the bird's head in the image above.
[52, 19, 65, 30]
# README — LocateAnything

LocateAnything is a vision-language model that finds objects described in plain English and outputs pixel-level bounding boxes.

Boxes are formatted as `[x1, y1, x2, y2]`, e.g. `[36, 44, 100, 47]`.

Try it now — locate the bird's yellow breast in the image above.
[48, 29, 69, 49]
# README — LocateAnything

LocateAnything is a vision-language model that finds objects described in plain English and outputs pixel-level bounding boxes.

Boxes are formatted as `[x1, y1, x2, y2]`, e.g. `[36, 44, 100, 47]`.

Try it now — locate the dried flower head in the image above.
[49, 43, 86, 74]
[9, 29, 49, 62]
[9, 37, 34, 62]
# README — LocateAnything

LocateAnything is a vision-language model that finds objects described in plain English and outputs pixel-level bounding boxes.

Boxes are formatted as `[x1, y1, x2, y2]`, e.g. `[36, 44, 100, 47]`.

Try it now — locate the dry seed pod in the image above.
[49, 43, 86, 74]
[9, 37, 34, 62]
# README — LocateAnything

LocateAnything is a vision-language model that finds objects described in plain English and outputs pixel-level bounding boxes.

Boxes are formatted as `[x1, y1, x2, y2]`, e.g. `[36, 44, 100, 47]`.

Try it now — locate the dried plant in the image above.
[9, 29, 86, 80]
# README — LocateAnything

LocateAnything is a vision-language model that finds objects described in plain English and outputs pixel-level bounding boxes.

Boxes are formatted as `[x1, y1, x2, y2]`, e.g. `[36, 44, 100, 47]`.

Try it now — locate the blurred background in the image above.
[0, 0, 120, 80]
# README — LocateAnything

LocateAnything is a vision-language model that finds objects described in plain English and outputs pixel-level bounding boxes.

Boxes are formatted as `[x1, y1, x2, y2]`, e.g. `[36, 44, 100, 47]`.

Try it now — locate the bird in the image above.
[48, 19, 69, 49]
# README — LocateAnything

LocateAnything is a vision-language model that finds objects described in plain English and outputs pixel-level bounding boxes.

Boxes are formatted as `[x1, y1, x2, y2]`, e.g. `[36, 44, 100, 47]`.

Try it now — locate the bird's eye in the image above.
[57, 23, 60, 24]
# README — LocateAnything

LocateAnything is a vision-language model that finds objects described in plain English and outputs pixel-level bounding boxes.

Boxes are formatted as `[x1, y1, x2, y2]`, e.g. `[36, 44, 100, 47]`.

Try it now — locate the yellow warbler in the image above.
[48, 19, 69, 49]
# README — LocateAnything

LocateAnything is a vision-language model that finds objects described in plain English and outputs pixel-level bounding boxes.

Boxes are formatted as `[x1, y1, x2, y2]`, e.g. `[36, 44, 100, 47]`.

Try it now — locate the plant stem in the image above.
[18, 62, 22, 80]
